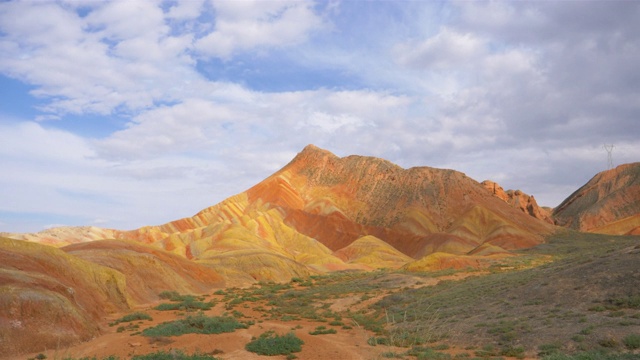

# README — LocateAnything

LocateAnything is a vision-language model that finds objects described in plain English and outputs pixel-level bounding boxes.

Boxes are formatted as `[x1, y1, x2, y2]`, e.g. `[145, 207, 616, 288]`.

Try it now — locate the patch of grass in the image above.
[142, 313, 249, 337]
[132, 350, 220, 360]
[154, 298, 215, 311]
[538, 342, 562, 356]
[59, 357, 119, 360]
[245, 331, 304, 356]
[350, 312, 385, 334]
[541, 351, 640, 360]
[406, 346, 451, 359]
[622, 333, 640, 350]
[309, 325, 337, 335]
[605, 295, 640, 310]
[109, 312, 152, 326]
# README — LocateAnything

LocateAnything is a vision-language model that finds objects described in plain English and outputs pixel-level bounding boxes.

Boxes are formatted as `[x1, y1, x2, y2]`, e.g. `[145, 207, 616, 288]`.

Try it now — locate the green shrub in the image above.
[154, 298, 215, 311]
[309, 325, 337, 335]
[142, 313, 249, 337]
[109, 312, 152, 326]
[623, 333, 640, 349]
[132, 350, 219, 360]
[245, 331, 304, 356]
[542, 351, 640, 360]
[158, 290, 182, 300]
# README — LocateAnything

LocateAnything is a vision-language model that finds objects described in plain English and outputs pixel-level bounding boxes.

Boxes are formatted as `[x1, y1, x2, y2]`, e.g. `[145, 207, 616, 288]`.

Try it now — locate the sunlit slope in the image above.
[62, 239, 225, 303]
[333, 235, 414, 269]
[0, 237, 227, 356]
[553, 162, 640, 234]
[0, 237, 131, 355]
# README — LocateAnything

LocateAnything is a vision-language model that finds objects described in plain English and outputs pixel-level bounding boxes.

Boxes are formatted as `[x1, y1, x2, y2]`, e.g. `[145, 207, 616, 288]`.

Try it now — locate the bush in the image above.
[623, 333, 640, 349]
[245, 331, 304, 356]
[309, 325, 337, 335]
[132, 350, 219, 360]
[142, 313, 249, 337]
[109, 312, 152, 326]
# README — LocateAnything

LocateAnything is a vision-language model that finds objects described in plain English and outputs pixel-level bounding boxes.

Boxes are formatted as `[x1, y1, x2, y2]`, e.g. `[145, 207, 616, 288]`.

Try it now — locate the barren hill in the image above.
[553, 162, 640, 235]
[109, 144, 554, 276]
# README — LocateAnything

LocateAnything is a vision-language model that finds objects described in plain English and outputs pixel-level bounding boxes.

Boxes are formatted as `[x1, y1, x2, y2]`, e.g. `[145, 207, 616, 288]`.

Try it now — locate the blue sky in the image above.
[1, 0, 639, 233]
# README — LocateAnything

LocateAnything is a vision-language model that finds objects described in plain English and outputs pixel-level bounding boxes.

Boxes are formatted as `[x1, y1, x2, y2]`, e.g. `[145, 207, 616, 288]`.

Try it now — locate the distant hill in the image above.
[553, 162, 640, 235]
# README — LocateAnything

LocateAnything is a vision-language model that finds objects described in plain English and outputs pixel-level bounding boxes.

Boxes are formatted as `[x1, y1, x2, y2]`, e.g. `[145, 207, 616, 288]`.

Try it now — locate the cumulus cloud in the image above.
[195, 0, 324, 59]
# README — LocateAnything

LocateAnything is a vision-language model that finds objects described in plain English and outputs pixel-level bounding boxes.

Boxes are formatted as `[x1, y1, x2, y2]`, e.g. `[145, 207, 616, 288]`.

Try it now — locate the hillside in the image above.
[0, 237, 224, 355]
[553, 162, 640, 235]
[110, 144, 555, 278]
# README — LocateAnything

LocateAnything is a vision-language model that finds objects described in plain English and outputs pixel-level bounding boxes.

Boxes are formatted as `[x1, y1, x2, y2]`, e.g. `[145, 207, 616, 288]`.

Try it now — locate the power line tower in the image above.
[604, 144, 614, 169]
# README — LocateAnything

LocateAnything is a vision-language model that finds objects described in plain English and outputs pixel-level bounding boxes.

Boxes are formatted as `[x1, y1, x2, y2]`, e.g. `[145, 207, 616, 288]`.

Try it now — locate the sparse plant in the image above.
[132, 350, 219, 360]
[109, 312, 152, 326]
[142, 313, 249, 337]
[309, 325, 337, 335]
[622, 333, 640, 349]
[245, 331, 303, 356]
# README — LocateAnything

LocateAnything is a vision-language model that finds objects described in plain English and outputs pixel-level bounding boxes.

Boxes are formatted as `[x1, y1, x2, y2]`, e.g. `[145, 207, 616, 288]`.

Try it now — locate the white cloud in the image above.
[394, 28, 487, 70]
[195, 0, 323, 59]
[165, 0, 206, 20]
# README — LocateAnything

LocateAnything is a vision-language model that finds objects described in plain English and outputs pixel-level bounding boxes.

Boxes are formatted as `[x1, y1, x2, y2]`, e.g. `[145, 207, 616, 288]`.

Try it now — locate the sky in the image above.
[1, 0, 639, 233]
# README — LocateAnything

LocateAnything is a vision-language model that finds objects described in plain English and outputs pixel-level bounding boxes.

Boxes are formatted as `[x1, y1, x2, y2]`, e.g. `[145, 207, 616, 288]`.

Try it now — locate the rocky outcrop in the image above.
[481, 180, 553, 224]
[552, 163, 640, 234]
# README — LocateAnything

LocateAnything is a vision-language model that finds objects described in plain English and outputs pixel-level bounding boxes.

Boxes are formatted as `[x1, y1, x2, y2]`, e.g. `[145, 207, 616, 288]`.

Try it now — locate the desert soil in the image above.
[6, 271, 534, 360]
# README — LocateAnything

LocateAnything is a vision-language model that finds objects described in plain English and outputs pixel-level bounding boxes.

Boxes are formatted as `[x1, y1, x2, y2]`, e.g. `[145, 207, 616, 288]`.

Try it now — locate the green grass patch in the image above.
[109, 312, 152, 326]
[541, 351, 640, 360]
[142, 313, 249, 337]
[132, 350, 219, 360]
[309, 325, 337, 335]
[622, 333, 640, 349]
[245, 331, 304, 356]
[154, 298, 215, 311]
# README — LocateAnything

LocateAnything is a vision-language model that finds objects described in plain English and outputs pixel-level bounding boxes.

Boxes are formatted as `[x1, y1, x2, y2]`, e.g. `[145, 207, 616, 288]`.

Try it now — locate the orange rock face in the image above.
[481, 180, 553, 224]
[552, 162, 640, 234]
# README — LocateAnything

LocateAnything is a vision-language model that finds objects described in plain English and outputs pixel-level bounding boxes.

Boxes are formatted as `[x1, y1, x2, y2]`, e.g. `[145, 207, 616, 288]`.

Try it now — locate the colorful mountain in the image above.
[552, 162, 640, 235]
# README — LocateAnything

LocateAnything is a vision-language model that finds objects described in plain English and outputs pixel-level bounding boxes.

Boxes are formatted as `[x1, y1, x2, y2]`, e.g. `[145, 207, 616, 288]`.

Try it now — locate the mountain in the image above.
[3, 145, 557, 280]
[107, 144, 554, 275]
[0, 144, 566, 356]
[552, 162, 640, 235]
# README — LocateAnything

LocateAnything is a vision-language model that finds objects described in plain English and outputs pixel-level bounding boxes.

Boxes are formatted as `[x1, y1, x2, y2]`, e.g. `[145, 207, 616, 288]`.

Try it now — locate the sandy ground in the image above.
[6, 272, 537, 360]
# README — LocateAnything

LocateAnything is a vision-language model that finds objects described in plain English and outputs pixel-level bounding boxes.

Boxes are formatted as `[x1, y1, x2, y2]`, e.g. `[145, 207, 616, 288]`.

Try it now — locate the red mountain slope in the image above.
[553, 162, 640, 235]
